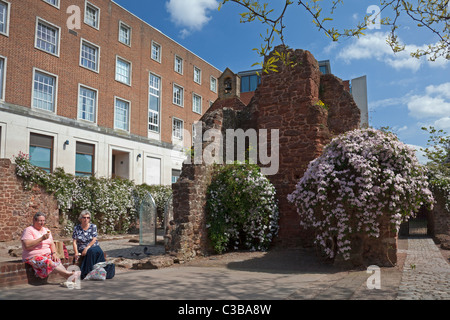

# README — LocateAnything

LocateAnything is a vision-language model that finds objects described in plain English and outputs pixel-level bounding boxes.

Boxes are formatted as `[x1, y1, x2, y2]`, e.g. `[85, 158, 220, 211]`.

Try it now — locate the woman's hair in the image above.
[33, 212, 46, 221]
[78, 209, 91, 221]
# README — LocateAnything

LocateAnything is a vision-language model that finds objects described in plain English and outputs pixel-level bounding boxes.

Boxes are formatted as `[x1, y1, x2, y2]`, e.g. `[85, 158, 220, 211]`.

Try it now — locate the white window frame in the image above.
[192, 93, 202, 114]
[77, 84, 98, 123]
[114, 97, 131, 132]
[35, 17, 61, 57]
[174, 55, 183, 75]
[118, 21, 131, 46]
[115, 56, 132, 86]
[148, 72, 161, 133]
[173, 83, 184, 107]
[0, 0, 10, 37]
[84, 1, 100, 30]
[42, 0, 59, 9]
[80, 38, 100, 73]
[172, 117, 184, 141]
[194, 66, 201, 85]
[0, 55, 6, 101]
[151, 41, 161, 63]
[210, 76, 217, 93]
[31, 68, 58, 113]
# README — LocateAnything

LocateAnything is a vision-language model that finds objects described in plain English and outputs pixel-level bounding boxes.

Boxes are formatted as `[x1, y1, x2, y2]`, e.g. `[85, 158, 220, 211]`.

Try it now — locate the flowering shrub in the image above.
[14, 153, 172, 235]
[287, 128, 434, 260]
[206, 163, 279, 254]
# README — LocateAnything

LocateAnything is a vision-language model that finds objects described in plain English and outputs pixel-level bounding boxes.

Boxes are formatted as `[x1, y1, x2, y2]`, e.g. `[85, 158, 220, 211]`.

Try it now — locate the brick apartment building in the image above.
[0, 0, 221, 185]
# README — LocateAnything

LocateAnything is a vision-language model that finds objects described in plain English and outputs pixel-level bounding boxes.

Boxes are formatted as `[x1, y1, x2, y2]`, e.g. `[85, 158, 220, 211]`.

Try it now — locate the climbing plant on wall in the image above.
[287, 128, 434, 261]
[206, 163, 279, 254]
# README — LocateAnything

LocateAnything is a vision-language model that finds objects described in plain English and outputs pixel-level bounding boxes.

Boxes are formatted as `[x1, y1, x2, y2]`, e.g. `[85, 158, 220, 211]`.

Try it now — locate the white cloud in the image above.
[165, 0, 218, 38]
[336, 32, 449, 72]
[434, 117, 450, 130]
[407, 82, 450, 119]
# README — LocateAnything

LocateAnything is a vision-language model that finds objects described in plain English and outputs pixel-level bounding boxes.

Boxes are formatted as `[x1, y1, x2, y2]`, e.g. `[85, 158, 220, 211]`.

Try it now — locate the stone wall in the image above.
[0, 159, 60, 242]
[166, 47, 361, 262]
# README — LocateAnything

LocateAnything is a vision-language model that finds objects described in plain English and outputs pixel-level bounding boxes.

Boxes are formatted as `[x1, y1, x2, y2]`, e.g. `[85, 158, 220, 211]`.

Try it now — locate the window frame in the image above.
[192, 93, 202, 115]
[29, 132, 54, 173]
[115, 56, 132, 86]
[172, 117, 184, 141]
[194, 66, 201, 85]
[114, 97, 131, 132]
[35, 17, 61, 57]
[31, 68, 58, 113]
[0, 0, 10, 37]
[80, 38, 100, 73]
[42, 0, 59, 9]
[75, 141, 95, 177]
[148, 72, 161, 133]
[77, 84, 98, 123]
[174, 55, 183, 75]
[172, 83, 184, 107]
[0, 55, 6, 101]
[118, 21, 131, 46]
[84, 1, 100, 30]
[151, 41, 161, 63]
[210, 76, 217, 93]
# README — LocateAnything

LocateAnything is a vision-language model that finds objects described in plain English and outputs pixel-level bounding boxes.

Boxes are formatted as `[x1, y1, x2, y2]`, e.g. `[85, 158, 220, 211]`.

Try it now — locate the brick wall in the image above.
[0, 0, 220, 144]
[0, 159, 60, 242]
[166, 47, 362, 261]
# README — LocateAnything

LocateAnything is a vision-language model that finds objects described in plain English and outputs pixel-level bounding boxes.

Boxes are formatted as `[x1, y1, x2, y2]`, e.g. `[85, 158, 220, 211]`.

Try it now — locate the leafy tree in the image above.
[219, 0, 449, 73]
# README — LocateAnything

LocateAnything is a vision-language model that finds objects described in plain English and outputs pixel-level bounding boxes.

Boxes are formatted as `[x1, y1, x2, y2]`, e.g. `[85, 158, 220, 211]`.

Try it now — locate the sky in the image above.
[114, 0, 449, 164]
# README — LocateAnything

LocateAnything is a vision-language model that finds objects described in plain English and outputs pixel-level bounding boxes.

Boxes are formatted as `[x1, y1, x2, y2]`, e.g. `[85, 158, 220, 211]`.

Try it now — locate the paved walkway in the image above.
[397, 238, 450, 300]
[0, 236, 448, 300]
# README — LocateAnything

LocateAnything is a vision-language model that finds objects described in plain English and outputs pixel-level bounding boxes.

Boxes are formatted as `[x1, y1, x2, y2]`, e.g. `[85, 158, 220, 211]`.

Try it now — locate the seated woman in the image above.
[22, 212, 79, 283]
[72, 210, 106, 280]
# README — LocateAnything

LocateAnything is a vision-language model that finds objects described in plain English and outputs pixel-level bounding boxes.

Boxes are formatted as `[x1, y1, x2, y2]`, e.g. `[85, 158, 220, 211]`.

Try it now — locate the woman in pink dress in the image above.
[22, 212, 78, 281]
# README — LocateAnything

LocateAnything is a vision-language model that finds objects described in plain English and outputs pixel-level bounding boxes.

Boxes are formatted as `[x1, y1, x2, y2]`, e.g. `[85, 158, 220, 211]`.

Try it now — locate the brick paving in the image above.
[397, 237, 450, 300]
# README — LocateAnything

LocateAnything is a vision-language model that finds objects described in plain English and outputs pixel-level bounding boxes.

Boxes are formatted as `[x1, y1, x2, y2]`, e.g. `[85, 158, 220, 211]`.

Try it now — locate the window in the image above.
[240, 74, 261, 92]
[0, 56, 5, 100]
[33, 70, 56, 112]
[84, 1, 99, 29]
[174, 55, 183, 74]
[78, 85, 97, 122]
[149, 73, 160, 133]
[210, 76, 217, 93]
[80, 40, 99, 72]
[116, 57, 131, 85]
[194, 67, 201, 84]
[192, 93, 202, 114]
[43, 0, 59, 8]
[115, 98, 130, 131]
[172, 169, 181, 184]
[173, 84, 183, 106]
[0, 1, 10, 36]
[119, 22, 131, 46]
[35, 19, 60, 56]
[172, 118, 183, 140]
[151, 42, 161, 62]
[29, 133, 53, 173]
[76, 142, 95, 177]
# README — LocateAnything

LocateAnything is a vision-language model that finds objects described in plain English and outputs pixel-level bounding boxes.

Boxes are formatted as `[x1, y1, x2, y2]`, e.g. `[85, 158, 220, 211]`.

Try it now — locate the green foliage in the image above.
[13, 153, 172, 235]
[421, 126, 450, 212]
[220, 0, 449, 71]
[206, 163, 279, 254]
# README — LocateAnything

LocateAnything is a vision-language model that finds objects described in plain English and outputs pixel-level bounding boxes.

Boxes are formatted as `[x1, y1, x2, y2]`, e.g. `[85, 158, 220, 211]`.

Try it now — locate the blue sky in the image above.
[114, 0, 449, 163]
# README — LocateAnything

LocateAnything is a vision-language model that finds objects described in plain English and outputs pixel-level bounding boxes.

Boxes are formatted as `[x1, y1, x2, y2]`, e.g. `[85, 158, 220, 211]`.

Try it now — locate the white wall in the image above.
[0, 105, 185, 186]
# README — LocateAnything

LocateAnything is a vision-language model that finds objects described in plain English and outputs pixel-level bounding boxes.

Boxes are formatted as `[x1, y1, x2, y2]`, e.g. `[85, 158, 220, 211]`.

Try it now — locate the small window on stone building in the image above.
[224, 77, 232, 94]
